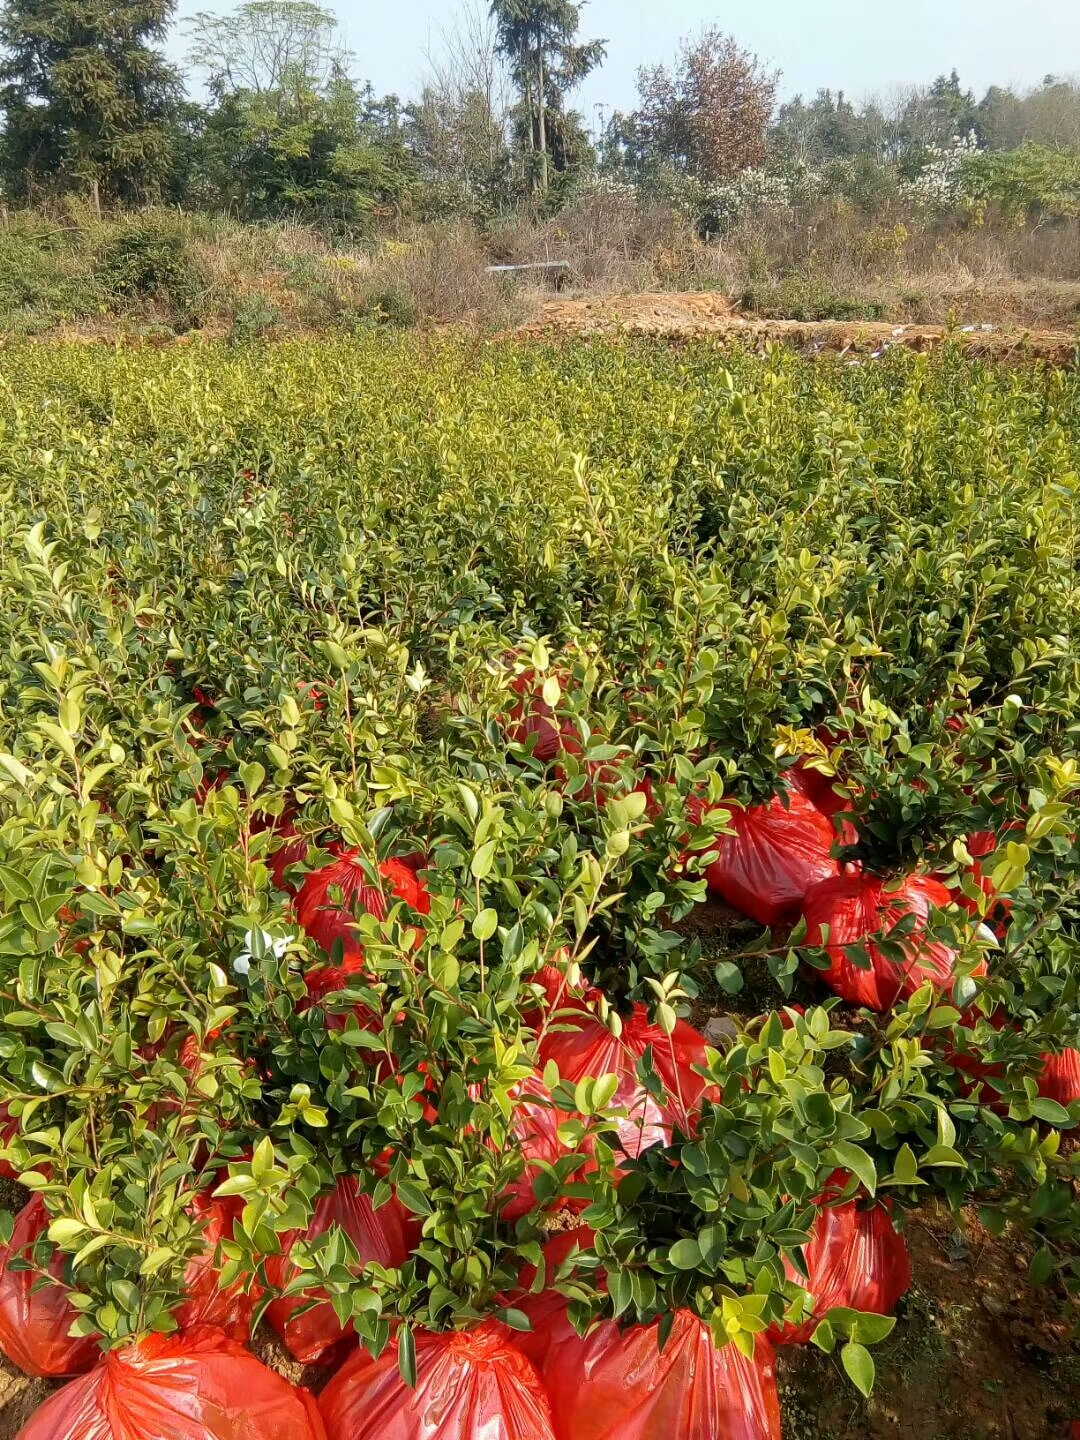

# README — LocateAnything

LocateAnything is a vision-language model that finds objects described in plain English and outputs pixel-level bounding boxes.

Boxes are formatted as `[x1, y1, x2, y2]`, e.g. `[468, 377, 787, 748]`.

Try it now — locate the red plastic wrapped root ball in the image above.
[0, 1195, 101, 1378]
[802, 872, 981, 1012]
[504, 666, 582, 764]
[319, 1322, 555, 1440]
[699, 791, 842, 929]
[266, 1176, 419, 1364]
[786, 762, 859, 848]
[500, 1073, 596, 1223]
[1037, 1049, 1080, 1107]
[262, 818, 310, 894]
[512, 1227, 597, 1369]
[17, 1326, 326, 1440]
[537, 996, 712, 1159]
[173, 1191, 259, 1341]
[768, 1188, 911, 1345]
[296, 852, 431, 965]
[540, 1309, 781, 1440]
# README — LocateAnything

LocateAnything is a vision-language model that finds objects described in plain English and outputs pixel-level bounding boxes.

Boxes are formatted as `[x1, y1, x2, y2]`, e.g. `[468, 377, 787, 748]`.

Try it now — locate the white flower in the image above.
[234, 928, 292, 976]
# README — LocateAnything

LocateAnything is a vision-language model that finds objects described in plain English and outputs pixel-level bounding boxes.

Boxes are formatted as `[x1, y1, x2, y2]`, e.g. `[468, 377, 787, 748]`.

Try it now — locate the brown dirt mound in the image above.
[519, 291, 1078, 365]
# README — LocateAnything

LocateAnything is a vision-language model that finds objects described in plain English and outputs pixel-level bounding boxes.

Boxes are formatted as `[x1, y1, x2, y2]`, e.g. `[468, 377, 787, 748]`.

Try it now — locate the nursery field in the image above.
[0, 334, 1079, 1438]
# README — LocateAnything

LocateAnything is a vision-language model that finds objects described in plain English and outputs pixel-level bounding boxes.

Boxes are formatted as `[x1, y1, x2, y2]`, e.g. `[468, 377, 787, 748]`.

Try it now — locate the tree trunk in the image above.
[520, 35, 533, 194]
[536, 31, 548, 194]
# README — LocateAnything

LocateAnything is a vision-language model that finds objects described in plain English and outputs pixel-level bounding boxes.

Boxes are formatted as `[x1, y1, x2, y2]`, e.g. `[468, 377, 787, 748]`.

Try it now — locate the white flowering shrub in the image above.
[900, 131, 982, 213]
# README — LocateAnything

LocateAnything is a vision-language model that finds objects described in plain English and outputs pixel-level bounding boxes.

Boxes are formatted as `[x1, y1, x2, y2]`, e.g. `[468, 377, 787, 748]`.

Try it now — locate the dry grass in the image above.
[2, 199, 1079, 339]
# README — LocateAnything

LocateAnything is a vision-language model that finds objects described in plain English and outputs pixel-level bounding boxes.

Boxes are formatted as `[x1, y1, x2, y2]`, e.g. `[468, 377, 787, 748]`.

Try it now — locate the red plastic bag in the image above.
[540, 1309, 781, 1440]
[0, 1195, 100, 1378]
[296, 852, 430, 965]
[512, 1228, 596, 1368]
[940, 827, 1019, 931]
[700, 792, 841, 928]
[768, 1185, 911, 1345]
[262, 816, 309, 894]
[319, 1322, 555, 1440]
[1038, 1049, 1080, 1106]
[266, 1176, 418, 1364]
[500, 1073, 595, 1222]
[504, 667, 582, 764]
[18, 1326, 326, 1440]
[173, 1191, 258, 1341]
[786, 763, 859, 848]
[802, 872, 980, 1012]
[537, 992, 711, 1159]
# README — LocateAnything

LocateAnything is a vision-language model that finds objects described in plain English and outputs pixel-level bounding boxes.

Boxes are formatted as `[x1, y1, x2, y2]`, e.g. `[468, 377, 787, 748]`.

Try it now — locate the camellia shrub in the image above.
[0, 334, 1077, 1430]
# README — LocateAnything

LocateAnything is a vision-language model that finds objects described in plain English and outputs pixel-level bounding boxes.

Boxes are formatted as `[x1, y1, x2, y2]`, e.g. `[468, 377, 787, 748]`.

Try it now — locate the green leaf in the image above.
[73, 1233, 114, 1266]
[714, 961, 744, 996]
[396, 1181, 433, 1216]
[1031, 1097, 1074, 1126]
[398, 1326, 417, 1388]
[1028, 1246, 1054, 1285]
[827, 1142, 877, 1196]
[140, 1246, 176, 1277]
[841, 1341, 875, 1397]
[810, 1317, 836, 1353]
[851, 1313, 896, 1346]
[252, 1136, 275, 1181]
[430, 951, 459, 989]
[213, 1175, 257, 1198]
[893, 1143, 920, 1185]
[608, 1267, 633, 1318]
[0, 754, 33, 787]
[922, 1145, 966, 1169]
[48, 1218, 87, 1245]
[668, 1238, 702, 1270]
[471, 908, 498, 942]
[471, 841, 497, 880]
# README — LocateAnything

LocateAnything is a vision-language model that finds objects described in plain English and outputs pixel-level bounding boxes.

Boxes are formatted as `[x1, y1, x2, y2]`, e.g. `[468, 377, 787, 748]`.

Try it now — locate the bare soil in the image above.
[780, 1207, 1080, 1440]
[518, 290, 1078, 365]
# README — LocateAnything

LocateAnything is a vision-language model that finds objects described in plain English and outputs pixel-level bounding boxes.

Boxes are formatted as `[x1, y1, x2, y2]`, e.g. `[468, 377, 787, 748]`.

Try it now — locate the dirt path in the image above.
[519, 291, 1078, 364]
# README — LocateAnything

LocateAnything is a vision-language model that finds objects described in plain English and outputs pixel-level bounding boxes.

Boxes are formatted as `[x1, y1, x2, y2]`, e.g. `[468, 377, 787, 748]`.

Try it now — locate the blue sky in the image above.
[170, 0, 1080, 120]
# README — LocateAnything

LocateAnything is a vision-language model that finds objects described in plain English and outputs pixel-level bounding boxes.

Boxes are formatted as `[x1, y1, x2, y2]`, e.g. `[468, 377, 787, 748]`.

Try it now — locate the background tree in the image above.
[887, 70, 979, 168]
[406, 0, 514, 218]
[187, 1, 411, 228]
[185, 0, 344, 95]
[977, 76, 1080, 151]
[0, 0, 180, 208]
[490, 0, 604, 195]
[634, 29, 779, 185]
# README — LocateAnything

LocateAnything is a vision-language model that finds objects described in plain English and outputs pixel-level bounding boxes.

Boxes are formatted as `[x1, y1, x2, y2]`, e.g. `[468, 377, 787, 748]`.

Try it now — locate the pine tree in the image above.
[0, 0, 180, 207]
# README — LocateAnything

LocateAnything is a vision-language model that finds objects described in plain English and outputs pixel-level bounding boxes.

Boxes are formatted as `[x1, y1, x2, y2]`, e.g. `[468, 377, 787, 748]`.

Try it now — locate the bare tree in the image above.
[408, 0, 514, 212]
[425, 0, 509, 115]
[635, 29, 779, 185]
[184, 0, 348, 97]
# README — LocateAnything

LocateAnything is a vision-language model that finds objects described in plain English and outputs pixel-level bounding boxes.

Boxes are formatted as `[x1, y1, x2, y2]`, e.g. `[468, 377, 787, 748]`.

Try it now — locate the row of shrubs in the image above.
[0, 337, 1077, 1436]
